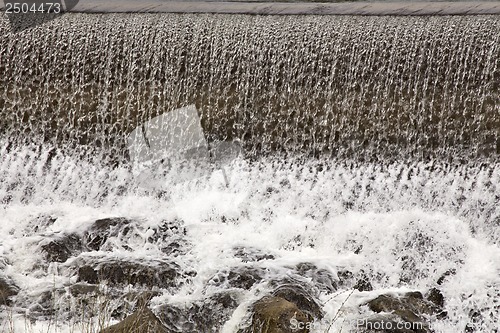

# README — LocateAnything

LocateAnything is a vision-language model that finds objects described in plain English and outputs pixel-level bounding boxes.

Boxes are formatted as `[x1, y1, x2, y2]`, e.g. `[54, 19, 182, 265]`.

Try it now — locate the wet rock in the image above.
[149, 220, 186, 241]
[157, 306, 185, 332]
[159, 291, 240, 332]
[364, 291, 444, 332]
[464, 310, 482, 333]
[294, 263, 337, 293]
[272, 283, 323, 320]
[28, 288, 68, 318]
[234, 246, 275, 263]
[228, 268, 264, 289]
[69, 283, 99, 297]
[426, 288, 444, 309]
[77, 266, 99, 284]
[85, 217, 132, 251]
[144, 219, 189, 256]
[107, 291, 163, 321]
[367, 291, 442, 319]
[337, 269, 354, 285]
[159, 241, 186, 256]
[463, 289, 498, 333]
[209, 266, 265, 290]
[336, 269, 373, 291]
[240, 296, 311, 333]
[189, 292, 240, 331]
[100, 307, 169, 333]
[41, 233, 83, 262]
[82, 217, 189, 256]
[77, 260, 179, 289]
[354, 276, 373, 292]
[0, 276, 19, 305]
[436, 269, 456, 285]
[352, 271, 374, 292]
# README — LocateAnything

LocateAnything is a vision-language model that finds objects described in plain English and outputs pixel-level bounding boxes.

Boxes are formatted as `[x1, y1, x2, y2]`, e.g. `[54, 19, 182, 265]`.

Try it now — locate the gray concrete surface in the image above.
[2, 1, 500, 15]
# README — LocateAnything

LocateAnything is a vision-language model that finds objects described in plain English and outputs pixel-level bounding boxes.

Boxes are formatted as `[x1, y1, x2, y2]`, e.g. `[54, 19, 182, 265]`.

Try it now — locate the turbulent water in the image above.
[0, 11, 499, 333]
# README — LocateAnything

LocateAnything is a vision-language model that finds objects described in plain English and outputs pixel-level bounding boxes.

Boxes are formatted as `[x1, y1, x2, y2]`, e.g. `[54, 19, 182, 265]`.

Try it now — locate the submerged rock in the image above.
[272, 284, 323, 320]
[0, 276, 19, 305]
[240, 296, 311, 333]
[294, 262, 337, 293]
[85, 217, 132, 251]
[77, 260, 179, 289]
[69, 282, 99, 297]
[83, 218, 189, 256]
[336, 269, 373, 292]
[26, 288, 68, 318]
[360, 291, 445, 332]
[233, 246, 275, 263]
[238, 274, 327, 333]
[367, 291, 443, 321]
[425, 288, 445, 309]
[77, 265, 99, 284]
[41, 233, 83, 263]
[100, 307, 169, 333]
[159, 291, 240, 332]
[209, 266, 266, 290]
[148, 220, 189, 256]
[227, 268, 265, 289]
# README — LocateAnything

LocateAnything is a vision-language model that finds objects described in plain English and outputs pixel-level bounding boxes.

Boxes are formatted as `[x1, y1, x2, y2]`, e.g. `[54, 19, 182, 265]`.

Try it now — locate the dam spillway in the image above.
[0, 4, 499, 333]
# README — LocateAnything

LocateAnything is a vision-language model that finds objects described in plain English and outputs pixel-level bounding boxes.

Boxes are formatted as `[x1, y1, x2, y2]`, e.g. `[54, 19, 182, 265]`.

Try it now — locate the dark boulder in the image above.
[84, 217, 132, 251]
[436, 269, 456, 286]
[148, 220, 188, 256]
[271, 283, 323, 320]
[189, 292, 240, 330]
[69, 283, 99, 297]
[367, 292, 442, 322]
[158, 291, 240, 332]
[239, 296, 311, 333]
[209, 266, 266, 290]
[354, 277, 374, 292]
[425, 288, 445, 309]
[77, 260, 179, 289]
[336, 269, 373, 291]
[294, 262, 337, 293]
[84, 218, 189, 255]
[360, 291, 445, 332]
[0, 276, 19, 305]
[233, 246, 275, 263]
[27, 288, 68, 318]
[77, 265, 99, 284]
[100, 307, 170, 333]
[228, 268, 264, 290]
[41, 233, 83, 262]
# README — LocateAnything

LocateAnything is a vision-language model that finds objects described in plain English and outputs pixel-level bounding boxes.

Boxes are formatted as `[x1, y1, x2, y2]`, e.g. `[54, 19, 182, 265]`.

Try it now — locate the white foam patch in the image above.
[0, 144, 499, 332]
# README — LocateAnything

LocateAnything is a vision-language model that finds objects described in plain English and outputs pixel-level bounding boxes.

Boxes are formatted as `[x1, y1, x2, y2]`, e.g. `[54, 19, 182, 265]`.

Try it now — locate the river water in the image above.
[0, 11, 499, 332]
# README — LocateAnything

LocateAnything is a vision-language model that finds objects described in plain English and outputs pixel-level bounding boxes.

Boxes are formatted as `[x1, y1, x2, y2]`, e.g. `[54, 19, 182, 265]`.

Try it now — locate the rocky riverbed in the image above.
[1, 208, 497, 332]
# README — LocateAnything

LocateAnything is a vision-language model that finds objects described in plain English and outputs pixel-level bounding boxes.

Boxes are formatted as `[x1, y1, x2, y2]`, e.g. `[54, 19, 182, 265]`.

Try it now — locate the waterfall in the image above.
[1, 13, 498, 162]
[0, 11, 499, 333]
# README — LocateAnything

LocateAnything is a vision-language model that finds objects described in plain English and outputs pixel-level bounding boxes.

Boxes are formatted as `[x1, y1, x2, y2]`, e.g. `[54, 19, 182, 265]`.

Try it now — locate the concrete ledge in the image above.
[2, 1, 499, 15]
[65, 1, 500, 15]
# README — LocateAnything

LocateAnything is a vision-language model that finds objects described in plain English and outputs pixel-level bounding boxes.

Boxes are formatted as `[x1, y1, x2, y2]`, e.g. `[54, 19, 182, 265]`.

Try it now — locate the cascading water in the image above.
[0, 10, 499, 333]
